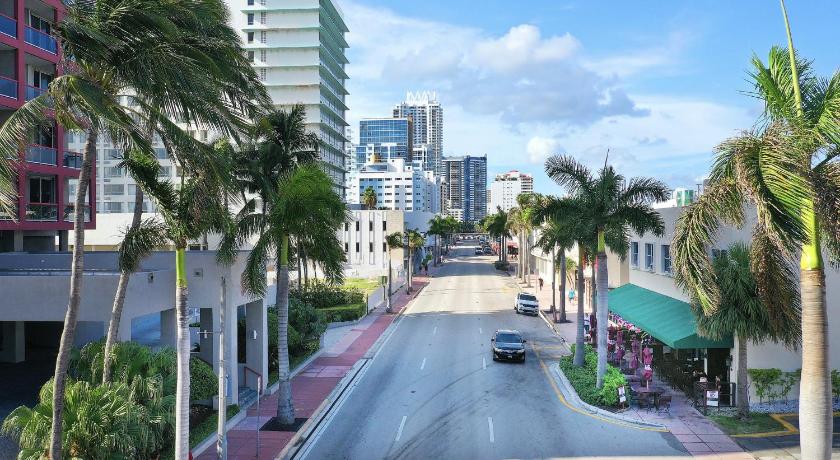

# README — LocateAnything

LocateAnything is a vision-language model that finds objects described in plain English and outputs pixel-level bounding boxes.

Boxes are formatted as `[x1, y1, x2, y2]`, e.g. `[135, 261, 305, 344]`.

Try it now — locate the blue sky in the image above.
[341, 1, 840, 195]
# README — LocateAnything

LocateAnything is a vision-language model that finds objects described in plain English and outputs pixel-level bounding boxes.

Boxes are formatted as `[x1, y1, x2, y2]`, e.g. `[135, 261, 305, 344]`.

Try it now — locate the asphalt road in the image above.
[296, 245, 688, 460]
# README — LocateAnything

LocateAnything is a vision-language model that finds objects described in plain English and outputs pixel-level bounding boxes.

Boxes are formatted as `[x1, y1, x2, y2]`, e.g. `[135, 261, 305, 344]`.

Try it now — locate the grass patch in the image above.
[342, 277, 382, 294]
[709, 413, 787, 435]
[160, 404, 240, 459]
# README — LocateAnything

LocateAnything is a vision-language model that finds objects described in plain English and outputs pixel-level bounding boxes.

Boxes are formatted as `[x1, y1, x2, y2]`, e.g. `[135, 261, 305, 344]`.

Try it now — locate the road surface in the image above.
[296, 245, 688, 459]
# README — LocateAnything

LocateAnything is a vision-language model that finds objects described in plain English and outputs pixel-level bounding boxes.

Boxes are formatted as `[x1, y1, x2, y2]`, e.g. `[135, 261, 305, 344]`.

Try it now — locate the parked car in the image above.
[483, 247, 493, 255]
[491, 329, 526, 362]
[514, 292, 539, 315]
[475, 247, 483, 255]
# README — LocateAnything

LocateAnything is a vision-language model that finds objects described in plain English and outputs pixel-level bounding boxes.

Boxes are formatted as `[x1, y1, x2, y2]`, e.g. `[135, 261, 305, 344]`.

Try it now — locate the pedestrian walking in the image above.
[538, 277, 544, 290]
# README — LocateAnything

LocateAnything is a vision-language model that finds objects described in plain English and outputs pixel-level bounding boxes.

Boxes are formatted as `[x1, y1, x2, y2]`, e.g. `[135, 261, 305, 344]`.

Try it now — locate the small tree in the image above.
[362, 186, 378, 210]
[385, 232, 404, 312]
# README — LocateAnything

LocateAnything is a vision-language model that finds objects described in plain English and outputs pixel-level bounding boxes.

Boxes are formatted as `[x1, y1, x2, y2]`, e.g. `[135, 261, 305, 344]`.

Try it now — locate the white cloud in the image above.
[526, 137, 563, 164]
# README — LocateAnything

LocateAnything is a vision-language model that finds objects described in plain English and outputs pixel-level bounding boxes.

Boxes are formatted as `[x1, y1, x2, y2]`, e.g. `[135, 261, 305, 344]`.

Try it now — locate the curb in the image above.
[551, 365, 667, 431]
[191, 402, 250, 456]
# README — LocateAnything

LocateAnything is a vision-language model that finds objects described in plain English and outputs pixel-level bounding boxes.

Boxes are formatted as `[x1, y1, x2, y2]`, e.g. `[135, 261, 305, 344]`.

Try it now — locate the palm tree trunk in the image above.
[174, 245, 191, 459]
[799, 268, 830, 459]
[276, 234, 296, 425]
[386, 257, 392, 313]
[560, 251, 567, 322]
[103, 187, 144, 383]
[736, 334, 749, 419]
[407, 248, 413, 293]
[550, 247, 556, 321]
[595, 245, 609, 389]
[591, 267, 597, 316]
[573, 247, 586, 367]
[49, 127, 96, 459]
[217, 276, 228, 457]
[525, 234, 532, 287]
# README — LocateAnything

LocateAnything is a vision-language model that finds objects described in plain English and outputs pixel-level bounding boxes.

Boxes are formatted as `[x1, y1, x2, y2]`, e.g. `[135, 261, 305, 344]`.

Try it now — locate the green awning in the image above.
[609, 284, 733, 349]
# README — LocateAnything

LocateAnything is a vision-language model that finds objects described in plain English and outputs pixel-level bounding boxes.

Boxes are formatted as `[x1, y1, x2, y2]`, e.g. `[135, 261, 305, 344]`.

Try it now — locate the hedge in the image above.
[291, 280, 364, 309]
[559, 344, 627, 407]
[317, 303, 367, 323]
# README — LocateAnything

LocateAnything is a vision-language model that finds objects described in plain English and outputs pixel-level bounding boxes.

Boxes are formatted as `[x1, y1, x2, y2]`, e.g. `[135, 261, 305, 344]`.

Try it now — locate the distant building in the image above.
[346, 158, 440, 213]
[393, 91, 443, 173]
[488, 170, 534, 213]
[355, 118, 413, 168]
[442, 155, 487, 223]
[234, 0, 350, 194]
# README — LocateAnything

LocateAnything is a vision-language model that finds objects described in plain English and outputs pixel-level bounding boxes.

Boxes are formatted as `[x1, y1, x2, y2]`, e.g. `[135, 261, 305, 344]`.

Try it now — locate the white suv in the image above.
[514, 292, 539, 316]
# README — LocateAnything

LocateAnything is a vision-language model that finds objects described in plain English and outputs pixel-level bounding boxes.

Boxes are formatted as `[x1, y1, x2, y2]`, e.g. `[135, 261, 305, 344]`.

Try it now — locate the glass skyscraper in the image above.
[355, 118, 413, 167]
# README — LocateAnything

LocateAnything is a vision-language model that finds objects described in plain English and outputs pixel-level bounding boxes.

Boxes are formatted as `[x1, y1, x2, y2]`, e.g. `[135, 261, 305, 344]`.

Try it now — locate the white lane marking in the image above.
[395, 415, 407, 442]
[482, 357, 487, 370]
[488, 417, 495, 443]
[420, 358, 426, 370]
[479, 327, 482, 334]
[433, 326, 437, 335]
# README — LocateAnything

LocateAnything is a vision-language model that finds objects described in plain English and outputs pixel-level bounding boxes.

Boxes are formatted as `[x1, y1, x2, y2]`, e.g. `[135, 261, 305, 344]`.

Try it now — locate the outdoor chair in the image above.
[635, 392, 654, 411]
[656, 394, 672, 415]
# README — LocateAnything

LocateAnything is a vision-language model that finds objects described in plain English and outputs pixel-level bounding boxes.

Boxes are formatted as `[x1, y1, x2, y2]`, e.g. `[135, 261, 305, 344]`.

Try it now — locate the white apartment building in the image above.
[488, 170, 534, 213]
[234, 0, 350, 194]
[393, 91, 443, 174]
[345, 158, 441, 213]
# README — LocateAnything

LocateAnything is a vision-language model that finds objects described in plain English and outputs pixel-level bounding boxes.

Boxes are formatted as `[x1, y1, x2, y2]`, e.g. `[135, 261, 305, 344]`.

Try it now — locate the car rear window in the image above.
[520, 294, 537, 301]
[496, 333, 521, 343]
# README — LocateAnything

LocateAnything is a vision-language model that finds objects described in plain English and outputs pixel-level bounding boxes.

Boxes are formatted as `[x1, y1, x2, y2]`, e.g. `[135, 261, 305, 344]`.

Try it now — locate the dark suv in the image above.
[491, 329, 526, 362]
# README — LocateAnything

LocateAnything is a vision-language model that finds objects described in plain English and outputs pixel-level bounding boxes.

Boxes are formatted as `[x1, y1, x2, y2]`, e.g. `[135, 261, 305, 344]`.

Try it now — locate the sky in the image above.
[340, 1, 840, 195]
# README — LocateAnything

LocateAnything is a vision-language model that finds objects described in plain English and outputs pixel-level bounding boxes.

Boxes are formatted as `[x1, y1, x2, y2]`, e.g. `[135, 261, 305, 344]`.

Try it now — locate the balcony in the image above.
[0, 75, 17, 99]
[0, 14, 15, 38]
[63, 204, 90, 222]
[63, 151, 81, 168]
[25, 27, 57, 54]
[26, 202, 57, 221]
[26, 85, 45, 101]
[25, 144, 56, 165]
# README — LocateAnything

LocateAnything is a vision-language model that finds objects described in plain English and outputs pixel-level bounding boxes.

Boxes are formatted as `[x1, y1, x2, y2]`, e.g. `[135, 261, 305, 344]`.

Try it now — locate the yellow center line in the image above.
[532, 345, 668, 433]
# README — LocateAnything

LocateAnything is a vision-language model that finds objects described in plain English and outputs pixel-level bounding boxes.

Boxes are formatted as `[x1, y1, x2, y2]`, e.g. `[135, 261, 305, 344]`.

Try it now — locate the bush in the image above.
[559, 344, 627, 407]
[317, 303, 367, 323]
[748, 368, 783, 404]
[291, 280, 364, 308]
[832, 370, 840, 402]
[189, 356, 217, 401]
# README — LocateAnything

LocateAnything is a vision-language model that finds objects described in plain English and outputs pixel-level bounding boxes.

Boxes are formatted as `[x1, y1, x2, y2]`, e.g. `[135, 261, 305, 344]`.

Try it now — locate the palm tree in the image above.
[428, 215, 448, 266]
[385, 232, 404, 312]
[690, 242, 800, 419]
[405, 229, 425, 293]
[673, 6, 840, 452]
[484, 208, 511, 263]
[543, 155, 669, 387]
[534, 213, 576, 323]
[362, 186, 378, 210]
[223, 165, 346, 426]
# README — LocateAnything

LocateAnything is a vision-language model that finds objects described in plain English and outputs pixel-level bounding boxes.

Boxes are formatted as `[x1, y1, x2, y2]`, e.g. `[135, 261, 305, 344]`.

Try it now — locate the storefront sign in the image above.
[706, 390, 719, 407]
[618, 386, 626, 404]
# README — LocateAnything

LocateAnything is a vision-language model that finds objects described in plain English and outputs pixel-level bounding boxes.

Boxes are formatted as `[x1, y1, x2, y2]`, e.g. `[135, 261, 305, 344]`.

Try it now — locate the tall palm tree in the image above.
[223, 165, 346, 426]
[691, 242, 800, 419]
[362, 186, 378, 210]
[405, 229, 425, 293]
[428, 215, 447, 266]
[484, 208, 510, 262]
[385, 232, 404, 312]
[534, 214, 576, 323]
[673, 5, 840, 452]
[543, 155, 669, 387]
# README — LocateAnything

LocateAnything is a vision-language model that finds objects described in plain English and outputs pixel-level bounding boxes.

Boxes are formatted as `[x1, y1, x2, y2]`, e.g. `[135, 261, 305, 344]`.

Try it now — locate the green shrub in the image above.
[289, 298, 327, 339]
[559, 344, 626, 407]
[291, 280, 364, 308]
[748, 368, 783, 404]
[493, 261, 510, 270]
[189, 356, 217, 401]
[317, 303, 367, 323]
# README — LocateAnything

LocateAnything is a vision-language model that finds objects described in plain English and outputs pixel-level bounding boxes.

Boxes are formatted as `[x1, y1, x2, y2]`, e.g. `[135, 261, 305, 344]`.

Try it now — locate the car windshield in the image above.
[495, 333, 521, 344]
[520, 294, 537, 301]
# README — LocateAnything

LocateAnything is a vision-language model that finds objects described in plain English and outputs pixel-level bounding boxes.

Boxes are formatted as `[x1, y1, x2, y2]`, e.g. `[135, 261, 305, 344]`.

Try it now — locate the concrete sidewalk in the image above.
[520, 272, 753, 459]
[195, 273, 432, 460]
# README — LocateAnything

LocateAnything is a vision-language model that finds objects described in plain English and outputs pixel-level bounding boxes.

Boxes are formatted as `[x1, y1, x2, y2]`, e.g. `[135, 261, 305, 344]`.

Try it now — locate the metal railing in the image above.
[25, 26, 57, 54]
[25, 85, 45, 101]
[0, 75, 17, 99]
[26, 202, 58, 221]
[25, 144, 57, 165]
[63, 204, 91, 222]
[63, 151, 82, 168]
[0, 13, 16, 38]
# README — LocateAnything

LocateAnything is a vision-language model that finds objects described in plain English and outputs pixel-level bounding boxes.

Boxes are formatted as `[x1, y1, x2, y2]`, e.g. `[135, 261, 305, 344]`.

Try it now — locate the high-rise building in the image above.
[346, 158, 440, 213]
[235, 0, 350, 194]
[393, 91, 442, 173]
[0, 0, 94, 252]
[488, 170, 534, 213]
[354, 118, 413, 167]
[442, 155, 487, 223]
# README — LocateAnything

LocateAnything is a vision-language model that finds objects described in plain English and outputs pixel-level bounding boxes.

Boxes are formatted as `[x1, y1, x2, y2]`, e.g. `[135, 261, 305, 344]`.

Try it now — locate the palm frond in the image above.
[749, 225, 801, 348]
[544, 155, 593, 195]
[118, 218, 169, 272]
[813, 161, 840, 266]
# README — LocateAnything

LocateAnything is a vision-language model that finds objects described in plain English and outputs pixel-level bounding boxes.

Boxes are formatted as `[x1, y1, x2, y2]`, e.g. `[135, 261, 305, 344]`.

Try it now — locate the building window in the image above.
[644, 243, 654, 270]
[247, 32, 254, 43]
[369, 221, 373, 231]
[104, 202, 122, 213]
[382, 220, 387, 231]
[712, 248, 728, 260]
[630, 242, 639, 267]
[246, 13, 254, 25]
[260, 31, 266, 43]
[104, 184, 124, 195]
[247, 51, 254, 63]
[382, 242, 387, 252]
[344, 222, 349, 231]
[259, 69, 266, 81]
[259, 50, 266, 62]
[355, 242, 360, 253]
[104, 166, 123, 178]
[661, 245, 671, 274]
[344, 242, 348, 253]
[260, 12, 266, 24]
[355, 221, 360, 231]
[369, 242, 373, 252]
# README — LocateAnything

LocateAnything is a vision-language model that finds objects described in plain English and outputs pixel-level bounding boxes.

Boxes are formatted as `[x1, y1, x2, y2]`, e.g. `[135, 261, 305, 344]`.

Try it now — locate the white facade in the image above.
[393, 91, 443, 173]
[488, 170, 534, 213]
[625, 204, 840, 402]
[234, 0, 350, 193]
[345, 158, 441, 213]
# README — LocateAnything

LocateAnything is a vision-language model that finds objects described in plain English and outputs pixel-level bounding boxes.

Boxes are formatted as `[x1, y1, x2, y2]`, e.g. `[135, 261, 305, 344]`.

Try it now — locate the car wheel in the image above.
[492, 355, 498, 362]
[520, 356, 526, 363]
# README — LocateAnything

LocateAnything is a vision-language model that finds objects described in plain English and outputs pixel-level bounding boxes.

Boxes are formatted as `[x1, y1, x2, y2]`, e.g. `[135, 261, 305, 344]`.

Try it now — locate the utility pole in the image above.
[217, 277, 227, 460]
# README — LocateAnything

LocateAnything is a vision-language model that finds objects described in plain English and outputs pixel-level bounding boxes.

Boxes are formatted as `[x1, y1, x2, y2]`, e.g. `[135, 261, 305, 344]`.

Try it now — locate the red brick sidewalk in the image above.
[196, 274, 431, 460]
